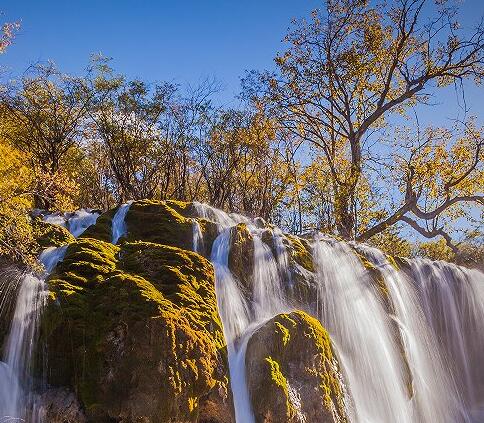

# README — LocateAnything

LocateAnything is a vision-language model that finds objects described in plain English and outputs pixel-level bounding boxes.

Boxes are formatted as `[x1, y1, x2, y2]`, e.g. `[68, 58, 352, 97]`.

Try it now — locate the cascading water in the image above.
[3, 201, 482, 422]
[111, 201, 133, 244]
[38, 246, 68, 274]
[0, 274, 46, 421]
[191, 202, 484, 423]
[407, 259, 484, 422]
[67, 209, 100, 238]
[357, 244, 468, 423]
[0, 210, 97, 422]
[42, 209, 99, 238]
[192, 220, 204, 255]
[210, 229, 254, 423]
[312, 237, 411, 423]
[196, 204, 296, 420]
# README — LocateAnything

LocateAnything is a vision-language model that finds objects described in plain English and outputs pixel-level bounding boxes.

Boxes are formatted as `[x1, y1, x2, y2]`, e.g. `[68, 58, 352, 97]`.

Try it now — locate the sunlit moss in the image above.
[41, 236, 229, 421]
[247, 311, 348, 423]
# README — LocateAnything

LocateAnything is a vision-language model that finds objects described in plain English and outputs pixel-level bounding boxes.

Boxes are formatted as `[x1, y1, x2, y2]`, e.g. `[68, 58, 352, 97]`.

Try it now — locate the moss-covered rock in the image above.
[33, 219, 75, 253]
[228, 223, 254, 292]
[125, 200, 194, 250]
[41, 237, 233, 423]
[246, 311, 349, 423]
[286, 235, 314, 273]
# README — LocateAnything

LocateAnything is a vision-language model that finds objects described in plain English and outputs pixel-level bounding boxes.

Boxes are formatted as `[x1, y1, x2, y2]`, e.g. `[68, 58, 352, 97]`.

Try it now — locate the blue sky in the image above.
[1, 0, 481, 116]
[1, 1, 482, 239]
[1, 1, 320, 106]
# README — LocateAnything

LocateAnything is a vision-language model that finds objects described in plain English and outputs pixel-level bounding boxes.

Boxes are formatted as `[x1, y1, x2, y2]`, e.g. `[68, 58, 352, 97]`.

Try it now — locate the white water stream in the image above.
[0, 209, 99, 421]
[111, 201, 133, 244]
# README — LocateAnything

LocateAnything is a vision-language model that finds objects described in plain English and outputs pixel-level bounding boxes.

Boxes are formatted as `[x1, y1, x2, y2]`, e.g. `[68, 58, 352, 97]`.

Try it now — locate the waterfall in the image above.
[43, 209, 99, 237]
[312, 238, 411, 423]
[0, 212, 90, 421]
[67, 209, 100, 238]
[210, 229, 254, 423]
[0, 274, 47, 421]
[200, 205, 294, 422]
[1, 202, 482, 422]
[408, 259, 484, 422]
[111, 202, 133, 244]
[38, 246, 68, 274]
[191, 203, 484, 423]
[192, 220, 204, 255]
[358, 244, 468, 422]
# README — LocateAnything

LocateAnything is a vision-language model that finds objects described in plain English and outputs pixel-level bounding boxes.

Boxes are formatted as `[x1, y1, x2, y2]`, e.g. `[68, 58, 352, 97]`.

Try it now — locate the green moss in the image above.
[41, 236, 228, 422]
[32, 218, 74, 252]
[165, 200, 196, 217]
[246, 311, 348, 423]
[125, 200, 194, 250]
[80, 209, 116, 242]
[228, 223, 254, 290]
[286, 235, 314, 272]
[265, 356, 295, 419]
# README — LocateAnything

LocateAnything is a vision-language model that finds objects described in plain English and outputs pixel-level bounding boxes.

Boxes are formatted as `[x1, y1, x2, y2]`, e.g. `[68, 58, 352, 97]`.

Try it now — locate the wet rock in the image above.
[246, 311, 349, 423]
[228, 223, 254, 292]
[253, 217, 266, 229]
[32, 387, 86, 423]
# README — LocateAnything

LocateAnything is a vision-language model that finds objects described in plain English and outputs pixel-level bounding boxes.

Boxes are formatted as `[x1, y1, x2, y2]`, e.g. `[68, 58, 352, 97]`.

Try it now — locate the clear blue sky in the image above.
[2, 0, 481, 114]
[1, 1, 322, 106]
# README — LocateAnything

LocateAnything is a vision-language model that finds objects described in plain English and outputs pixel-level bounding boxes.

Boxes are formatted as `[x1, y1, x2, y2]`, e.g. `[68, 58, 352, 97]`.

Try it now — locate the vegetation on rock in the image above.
[246, 311, 349, 423]
[41, 236, 232, 422]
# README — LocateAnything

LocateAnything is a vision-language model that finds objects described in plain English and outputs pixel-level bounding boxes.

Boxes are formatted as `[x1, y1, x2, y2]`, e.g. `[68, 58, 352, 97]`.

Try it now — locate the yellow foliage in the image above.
[417, 238, 455, 262]
[0, 139, 37, 265]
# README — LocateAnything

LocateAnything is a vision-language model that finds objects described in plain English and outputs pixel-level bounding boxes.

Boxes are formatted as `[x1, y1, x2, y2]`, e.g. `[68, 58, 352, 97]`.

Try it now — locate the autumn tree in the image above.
[362, 119, 483, 252]
[195, 108, 291, 220]
[0, 63, 94, 209]
[244, 0, 483, 244]
[0, 15, 40, 266]
[89, 73, 173, 201]
[0, 16, 19, 53]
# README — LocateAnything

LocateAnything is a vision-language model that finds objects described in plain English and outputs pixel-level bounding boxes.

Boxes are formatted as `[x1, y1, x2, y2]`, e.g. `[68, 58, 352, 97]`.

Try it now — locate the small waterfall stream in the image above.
[0, 209, 99, 422]
[211, 229, 254, 423]
[111, 201, 133, 244]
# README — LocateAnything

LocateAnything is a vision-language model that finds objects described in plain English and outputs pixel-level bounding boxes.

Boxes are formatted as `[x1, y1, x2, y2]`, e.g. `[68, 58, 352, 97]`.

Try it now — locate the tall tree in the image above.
[244, 0, 483, 243]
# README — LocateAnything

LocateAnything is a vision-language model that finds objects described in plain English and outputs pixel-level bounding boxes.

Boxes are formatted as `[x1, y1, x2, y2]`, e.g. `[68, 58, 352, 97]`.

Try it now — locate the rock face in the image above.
[40, 202, 233, 423]
[246, 311, 349, 423]
[32, 388, 86, 423]
[228, 223, 254, 292]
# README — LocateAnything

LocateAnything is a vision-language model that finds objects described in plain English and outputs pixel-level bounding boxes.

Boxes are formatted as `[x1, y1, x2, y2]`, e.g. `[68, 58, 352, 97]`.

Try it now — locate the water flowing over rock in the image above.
[0, 273, 47, 420]
[0, 200, 483, 422]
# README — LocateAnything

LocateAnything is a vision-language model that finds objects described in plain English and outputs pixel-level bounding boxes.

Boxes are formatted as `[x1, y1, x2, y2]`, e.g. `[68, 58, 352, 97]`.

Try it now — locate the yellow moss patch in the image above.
[286, 235, 314, 272]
